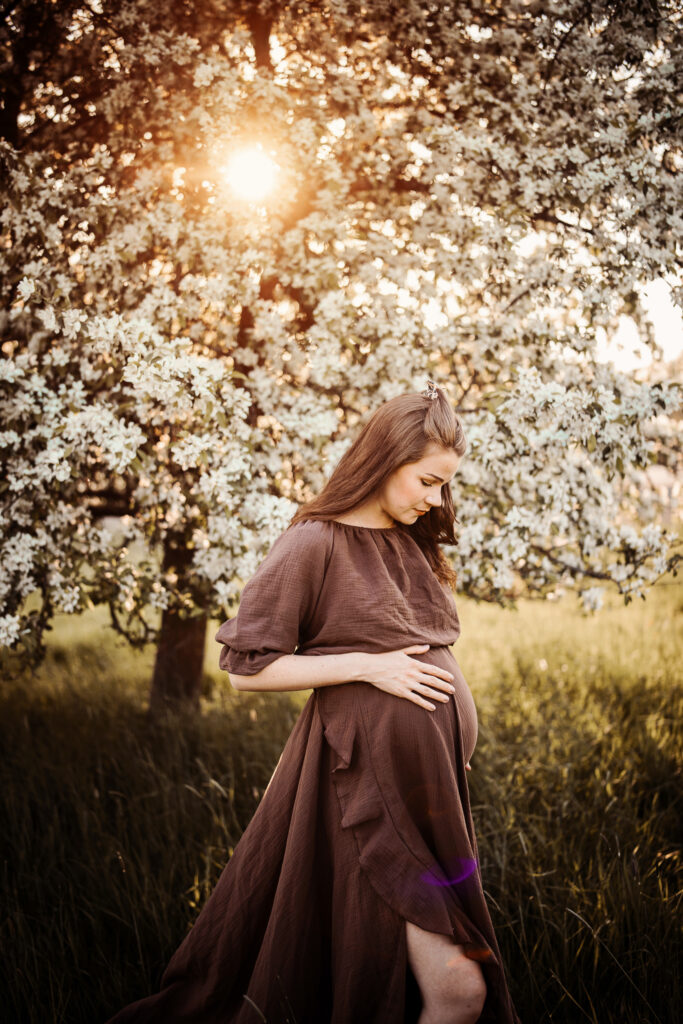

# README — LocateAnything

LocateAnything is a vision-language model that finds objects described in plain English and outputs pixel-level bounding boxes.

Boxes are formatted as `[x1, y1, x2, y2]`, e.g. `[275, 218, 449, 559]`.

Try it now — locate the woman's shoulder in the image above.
[242, 519, 335, 588]
[267, 517, 336, 560]
[286, 517, 334, 534]
[279, 517, 335, 542]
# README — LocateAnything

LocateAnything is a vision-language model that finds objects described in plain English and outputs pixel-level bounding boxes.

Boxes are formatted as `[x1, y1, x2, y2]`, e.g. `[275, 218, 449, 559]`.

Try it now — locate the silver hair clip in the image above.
[422, 378, 439, 401]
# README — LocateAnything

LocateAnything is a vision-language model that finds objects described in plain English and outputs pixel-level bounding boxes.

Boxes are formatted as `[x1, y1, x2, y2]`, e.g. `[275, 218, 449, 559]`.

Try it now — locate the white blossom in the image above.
[0, 614, 22, 646]
[17, 277, 35, 301]
[0, 1, 681, 665]
[580, 587, 605, 613]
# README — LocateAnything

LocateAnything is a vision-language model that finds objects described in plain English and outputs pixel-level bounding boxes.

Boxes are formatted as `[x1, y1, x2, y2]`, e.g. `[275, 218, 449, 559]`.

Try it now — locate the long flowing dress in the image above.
[105, 518, 520, 1024]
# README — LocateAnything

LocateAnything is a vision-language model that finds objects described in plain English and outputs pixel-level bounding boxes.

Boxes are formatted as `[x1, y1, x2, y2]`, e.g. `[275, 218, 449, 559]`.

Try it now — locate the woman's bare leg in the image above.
[405, 920, 487, 1024]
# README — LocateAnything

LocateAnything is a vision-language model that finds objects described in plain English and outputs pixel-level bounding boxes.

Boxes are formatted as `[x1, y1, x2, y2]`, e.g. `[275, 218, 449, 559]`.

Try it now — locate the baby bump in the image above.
[418, 645, 478, 764]
[352, 644, 478, 768]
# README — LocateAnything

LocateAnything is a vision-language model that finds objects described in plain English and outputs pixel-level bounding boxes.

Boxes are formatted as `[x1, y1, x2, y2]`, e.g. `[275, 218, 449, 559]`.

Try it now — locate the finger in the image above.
[406, 692, 436, 710]
[401, 644, 430, 653]
[465, 762, 471, 771]
[422, 663, 455, 682]
[413, 683, 450, 702]
[410, 659, 454, 682]
[417, 674, 455, 694]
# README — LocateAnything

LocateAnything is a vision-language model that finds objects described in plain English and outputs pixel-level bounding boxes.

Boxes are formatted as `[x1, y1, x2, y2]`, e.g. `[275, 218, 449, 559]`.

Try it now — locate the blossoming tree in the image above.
[1, 0, 681, 709]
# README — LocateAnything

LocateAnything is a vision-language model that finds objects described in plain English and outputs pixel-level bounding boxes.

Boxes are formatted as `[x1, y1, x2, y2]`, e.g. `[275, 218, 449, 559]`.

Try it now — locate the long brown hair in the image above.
[289, 385, 468, 589]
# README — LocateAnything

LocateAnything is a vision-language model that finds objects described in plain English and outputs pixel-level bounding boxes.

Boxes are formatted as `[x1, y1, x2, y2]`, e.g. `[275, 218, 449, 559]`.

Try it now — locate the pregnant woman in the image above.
[106, 381, 519, 1024]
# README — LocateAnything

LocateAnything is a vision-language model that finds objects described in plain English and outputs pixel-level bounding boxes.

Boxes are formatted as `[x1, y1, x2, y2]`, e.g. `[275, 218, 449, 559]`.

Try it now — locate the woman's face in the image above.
[377, 442, 462, 526]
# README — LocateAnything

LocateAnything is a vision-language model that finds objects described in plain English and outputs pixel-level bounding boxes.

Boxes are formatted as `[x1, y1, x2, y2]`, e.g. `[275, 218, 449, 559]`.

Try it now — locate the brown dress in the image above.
[106, 518, 520, 1024]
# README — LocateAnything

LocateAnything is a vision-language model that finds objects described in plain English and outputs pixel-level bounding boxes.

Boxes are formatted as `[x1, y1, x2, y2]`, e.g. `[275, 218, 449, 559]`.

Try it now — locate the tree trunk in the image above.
[148, 535, 207, 715]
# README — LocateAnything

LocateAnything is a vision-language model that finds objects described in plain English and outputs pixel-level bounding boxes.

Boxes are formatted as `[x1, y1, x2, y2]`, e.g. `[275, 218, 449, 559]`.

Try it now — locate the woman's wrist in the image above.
[345, 650, 373, 684]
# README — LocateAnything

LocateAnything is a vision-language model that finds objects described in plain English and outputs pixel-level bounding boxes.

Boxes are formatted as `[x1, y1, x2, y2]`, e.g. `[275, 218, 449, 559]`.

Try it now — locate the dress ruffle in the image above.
[105, 678, 518, 1024]
[316, 675, 497, 963]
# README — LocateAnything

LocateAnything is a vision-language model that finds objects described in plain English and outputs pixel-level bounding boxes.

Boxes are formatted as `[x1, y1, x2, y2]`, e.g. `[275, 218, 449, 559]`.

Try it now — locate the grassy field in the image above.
[1, 572, 681, 1024]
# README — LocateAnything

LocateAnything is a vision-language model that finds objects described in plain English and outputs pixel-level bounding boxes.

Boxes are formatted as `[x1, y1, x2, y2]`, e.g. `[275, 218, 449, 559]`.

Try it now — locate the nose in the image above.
[426, 487, 442, 507]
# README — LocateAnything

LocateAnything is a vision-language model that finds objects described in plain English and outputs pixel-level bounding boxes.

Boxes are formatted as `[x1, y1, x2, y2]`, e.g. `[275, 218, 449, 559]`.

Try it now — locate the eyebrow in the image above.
[424, 473, 448, 483]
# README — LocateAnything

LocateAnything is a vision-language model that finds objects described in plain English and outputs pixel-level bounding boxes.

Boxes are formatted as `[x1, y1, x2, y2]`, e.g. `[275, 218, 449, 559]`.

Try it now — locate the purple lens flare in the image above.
[419, 856, 478, 887]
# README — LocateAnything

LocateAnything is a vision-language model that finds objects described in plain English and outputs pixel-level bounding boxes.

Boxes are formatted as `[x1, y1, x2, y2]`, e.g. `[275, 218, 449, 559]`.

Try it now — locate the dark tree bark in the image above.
[148, 535, 207, 715]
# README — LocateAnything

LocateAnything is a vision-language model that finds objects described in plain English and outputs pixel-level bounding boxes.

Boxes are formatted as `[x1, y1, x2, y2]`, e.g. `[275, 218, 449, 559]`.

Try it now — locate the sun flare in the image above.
[221, 145, 279, 202]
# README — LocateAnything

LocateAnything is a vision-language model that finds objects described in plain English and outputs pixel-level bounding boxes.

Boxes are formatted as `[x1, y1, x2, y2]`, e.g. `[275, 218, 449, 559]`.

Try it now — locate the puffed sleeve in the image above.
[214, 519, 331, 676]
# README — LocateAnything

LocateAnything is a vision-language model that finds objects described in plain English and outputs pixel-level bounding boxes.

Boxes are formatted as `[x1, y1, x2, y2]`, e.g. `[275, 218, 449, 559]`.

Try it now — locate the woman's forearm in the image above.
[229, 651, 368, 693]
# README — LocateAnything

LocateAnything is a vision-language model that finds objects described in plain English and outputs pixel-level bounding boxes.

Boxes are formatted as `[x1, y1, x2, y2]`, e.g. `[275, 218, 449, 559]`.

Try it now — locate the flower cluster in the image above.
[1, 0, 681, 669]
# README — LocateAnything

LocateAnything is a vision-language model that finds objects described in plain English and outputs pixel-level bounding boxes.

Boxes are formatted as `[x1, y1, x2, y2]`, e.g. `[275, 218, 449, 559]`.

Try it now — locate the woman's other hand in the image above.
[357, 643, 456, 711]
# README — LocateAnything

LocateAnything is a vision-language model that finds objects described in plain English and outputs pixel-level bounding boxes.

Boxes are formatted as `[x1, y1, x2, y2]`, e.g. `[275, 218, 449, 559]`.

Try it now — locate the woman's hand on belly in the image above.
[354, 643, 456, 711]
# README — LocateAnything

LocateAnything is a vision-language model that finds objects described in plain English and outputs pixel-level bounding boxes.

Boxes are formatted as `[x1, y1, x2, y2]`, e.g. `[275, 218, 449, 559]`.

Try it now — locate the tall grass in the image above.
[456, 580, 682, 1023]
[1, 577, 681, 1023]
